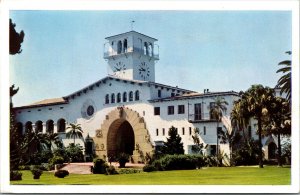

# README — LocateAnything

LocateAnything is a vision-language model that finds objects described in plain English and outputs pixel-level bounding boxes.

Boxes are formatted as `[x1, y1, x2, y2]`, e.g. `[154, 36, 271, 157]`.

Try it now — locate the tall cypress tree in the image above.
[162, 126, 184, 155]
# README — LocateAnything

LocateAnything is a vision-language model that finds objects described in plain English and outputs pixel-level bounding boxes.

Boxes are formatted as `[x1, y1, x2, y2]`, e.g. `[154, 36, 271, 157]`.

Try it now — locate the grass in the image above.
[11, 166, 290, 185]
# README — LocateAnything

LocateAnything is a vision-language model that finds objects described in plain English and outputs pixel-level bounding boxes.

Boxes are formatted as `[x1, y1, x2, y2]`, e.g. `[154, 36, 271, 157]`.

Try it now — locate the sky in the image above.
[9, 10, 292, 107]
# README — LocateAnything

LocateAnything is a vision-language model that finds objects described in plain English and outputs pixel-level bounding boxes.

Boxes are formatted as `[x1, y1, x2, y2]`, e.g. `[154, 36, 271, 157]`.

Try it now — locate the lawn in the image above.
[11, 166, 290, 185]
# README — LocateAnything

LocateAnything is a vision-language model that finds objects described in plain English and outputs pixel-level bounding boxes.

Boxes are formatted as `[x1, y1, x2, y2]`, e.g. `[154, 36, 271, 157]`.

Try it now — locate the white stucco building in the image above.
[13, 30, 277, 163]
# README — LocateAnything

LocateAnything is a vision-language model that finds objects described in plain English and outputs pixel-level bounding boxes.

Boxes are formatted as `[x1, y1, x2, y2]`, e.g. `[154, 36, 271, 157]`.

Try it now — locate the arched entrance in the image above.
[107, 120, 135, 158]
[93, 107, 154, 163]
[268, 142, 277, 159]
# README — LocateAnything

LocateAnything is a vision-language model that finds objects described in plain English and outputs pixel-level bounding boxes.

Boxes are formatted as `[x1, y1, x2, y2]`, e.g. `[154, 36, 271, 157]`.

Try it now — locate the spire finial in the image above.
[131, 20, 135, 31]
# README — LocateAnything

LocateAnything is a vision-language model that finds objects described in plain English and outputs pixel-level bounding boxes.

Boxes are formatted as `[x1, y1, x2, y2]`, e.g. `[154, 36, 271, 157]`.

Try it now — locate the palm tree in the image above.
[241, 85, 275, 168]
[66, 123, 83, 145]
[209, 96, 228, 163]
[276, 51, 291, 103]
[265, 97, 291, 166]
[45, 132, 60, 150]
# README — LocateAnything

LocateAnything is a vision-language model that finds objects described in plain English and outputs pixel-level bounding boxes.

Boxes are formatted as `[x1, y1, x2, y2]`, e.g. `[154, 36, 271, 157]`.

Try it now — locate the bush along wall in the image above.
[144, 154, 205, 172]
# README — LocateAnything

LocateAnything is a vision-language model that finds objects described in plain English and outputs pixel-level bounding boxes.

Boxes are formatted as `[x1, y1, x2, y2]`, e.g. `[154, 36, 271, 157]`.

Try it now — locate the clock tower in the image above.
[103, 31, 159, 82]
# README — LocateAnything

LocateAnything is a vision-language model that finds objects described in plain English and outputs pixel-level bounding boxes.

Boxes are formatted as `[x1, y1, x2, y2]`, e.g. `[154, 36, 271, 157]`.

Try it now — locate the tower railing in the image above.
[103, 46, 159, 60]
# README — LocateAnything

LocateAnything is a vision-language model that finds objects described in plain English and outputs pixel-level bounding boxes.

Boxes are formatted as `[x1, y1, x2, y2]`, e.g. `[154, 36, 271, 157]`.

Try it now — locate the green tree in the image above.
[162, 126, 184, 155]
[191, 128, 204, 154]
[264, 97, 291, 166]
[218, 125, 241, 166]
[239, 85, 275, 168]
[209, 96, 228, 159]
[9, 19, 25, 55]
[66, 123, 83, 145]
[276, 51, 291, 103]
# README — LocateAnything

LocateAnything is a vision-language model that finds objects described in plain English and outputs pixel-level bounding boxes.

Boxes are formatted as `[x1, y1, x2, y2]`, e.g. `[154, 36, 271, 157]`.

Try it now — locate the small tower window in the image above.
[123, 39, 128, 53]
[117, 93, 121, 103]
[105, 94, 109, 104]
[129, 91, 133, 101]
[123, 92, 127, 102]
[144, 42, 148, 55]
[111, 93, 115, 103]
[135, 90, 140, 101]
[117, 40, 122, 54]
[148, 43, 153, 57]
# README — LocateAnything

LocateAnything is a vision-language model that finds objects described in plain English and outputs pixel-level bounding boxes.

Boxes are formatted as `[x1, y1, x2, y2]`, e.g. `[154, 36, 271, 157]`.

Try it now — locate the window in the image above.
[105, 94, 109, 104]
[154, 107, 160, 115]
[117, 93, 121, 103]
[194, 103, 201, 120]
[144, 42, 148, 55]
[178, 105, 185, 114]
[158, 90, 161, 98]
[162, 128, 165, 136]
[171, 93, 175, 97]
[189, 127, 192, 135]
[46, 120, 54, 134]
[135, 90, 140, 101]
[129, 91, 133, 101]
[123, 39, 128, 53]
[168, 106, 174, 115]
[182, 127, 185, 135]
[123, 92, 127, 102]
[203, 126, 206, 135]
[156, 129, 159, 136]
[111, 94, 115, 103]
[117, 40, 122, 54]
[25, 121, 33, 133]
[57, 118, 66, 133]
[148, 43, 153, 56]
[35, 121, 43, 133]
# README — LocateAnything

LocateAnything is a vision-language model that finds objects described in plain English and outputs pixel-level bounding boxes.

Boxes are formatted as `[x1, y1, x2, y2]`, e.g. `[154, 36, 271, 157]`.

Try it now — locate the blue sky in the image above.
[9, 10, 292, 107]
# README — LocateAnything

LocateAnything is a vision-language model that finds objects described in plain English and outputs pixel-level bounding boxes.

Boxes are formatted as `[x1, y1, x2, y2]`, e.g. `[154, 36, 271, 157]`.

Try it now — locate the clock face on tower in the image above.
[113, 61, 126, 76]
[138, 62, 150, 80]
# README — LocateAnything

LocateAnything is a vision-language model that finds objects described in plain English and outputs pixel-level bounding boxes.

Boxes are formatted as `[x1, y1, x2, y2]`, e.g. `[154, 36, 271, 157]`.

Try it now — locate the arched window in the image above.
[135, 90, 140, 101]
[25, 121, 33, 133]
[111, 93, 115, 103]
[117, 93, 121, 103]
[129, 91, 133, 101]
[105, 94, 109, 104]
[46, 120, 54, 134]
[57, 118, 66, 133]
[144, 42, 148, 55]
[123, 39, 128, 53]
[148, 43, 153, 57]
[35, 120, 43, 133]
[16, 122, 23, 136]
[117, 40, 122, 54]
[123, 92, 127, 102]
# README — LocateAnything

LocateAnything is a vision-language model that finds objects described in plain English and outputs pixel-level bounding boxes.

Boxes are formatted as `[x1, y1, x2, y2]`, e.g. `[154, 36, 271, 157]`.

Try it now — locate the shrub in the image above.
[65, 143, 84, 162]
[10, 170, 22, 181]
[118, 168, 141, 174]
[117, 153, 130, 168]
[106, 166, 118, 175]
[54, 170, 69, 178]
[49, 156, 65, 165]
[31, 165, 43, 179]
[93, 158, 108, 174]
[150, 154, 204, 171]
[143, 164, 157, 172]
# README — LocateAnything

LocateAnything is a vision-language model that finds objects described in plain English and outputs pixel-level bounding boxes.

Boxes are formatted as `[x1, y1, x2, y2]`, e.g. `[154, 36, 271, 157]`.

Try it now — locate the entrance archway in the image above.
[268, 142, 277, 159]
[93, 107, 154, 163]
[107, 120, 135, 158]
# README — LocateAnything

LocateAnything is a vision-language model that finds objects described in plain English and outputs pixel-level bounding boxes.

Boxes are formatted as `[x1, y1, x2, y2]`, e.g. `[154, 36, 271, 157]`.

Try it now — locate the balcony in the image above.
[103, 46, 159, 60]
[188, 114, 218, 123]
